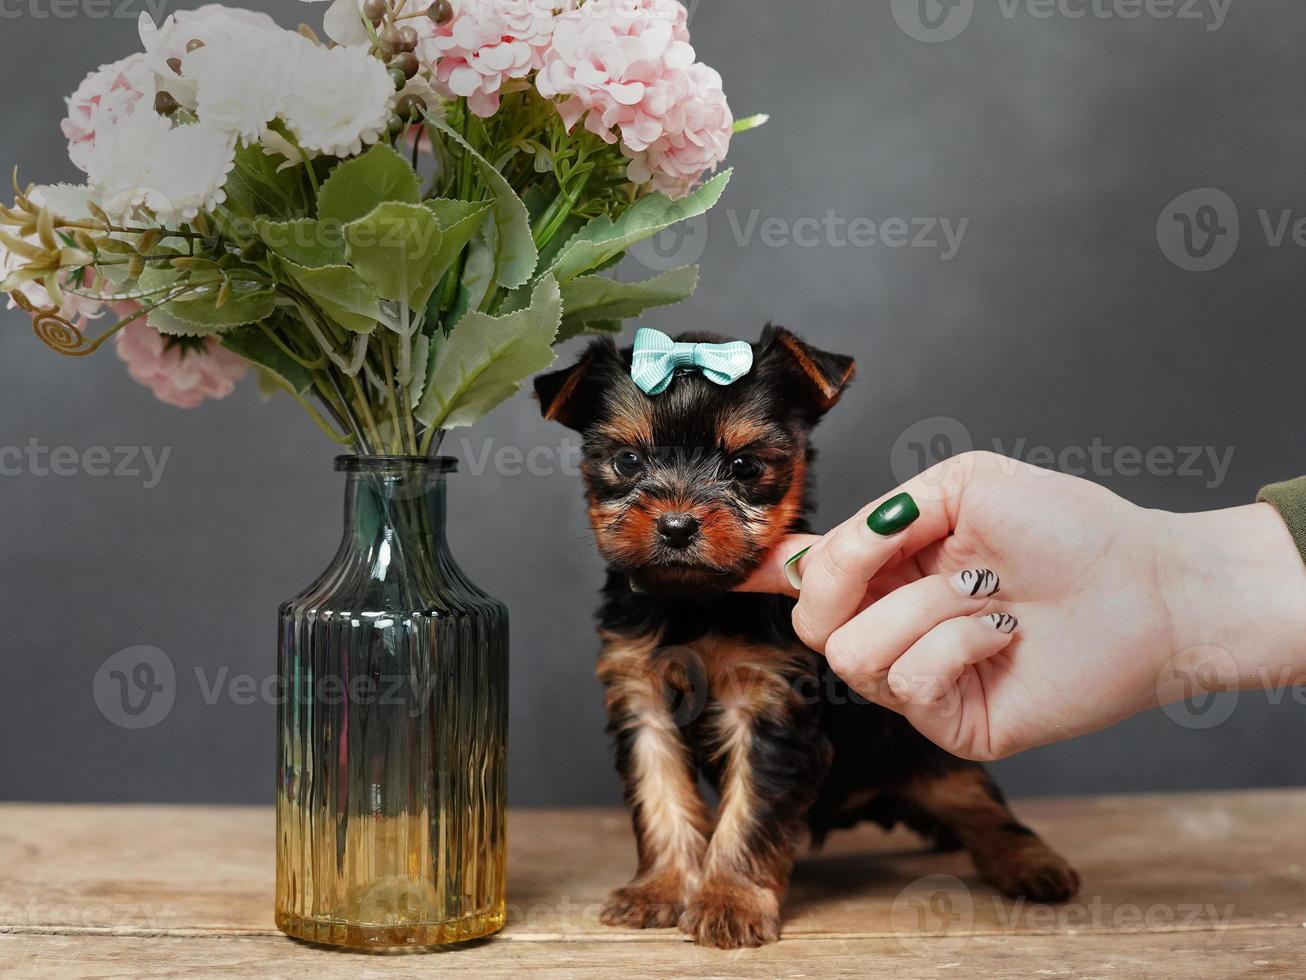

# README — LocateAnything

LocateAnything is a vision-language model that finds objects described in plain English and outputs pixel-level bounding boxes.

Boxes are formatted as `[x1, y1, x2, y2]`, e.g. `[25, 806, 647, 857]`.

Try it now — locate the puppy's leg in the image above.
[682, 648, 830, 949]
[598, 635, 711, 929]
[900, 766, 1080, 902]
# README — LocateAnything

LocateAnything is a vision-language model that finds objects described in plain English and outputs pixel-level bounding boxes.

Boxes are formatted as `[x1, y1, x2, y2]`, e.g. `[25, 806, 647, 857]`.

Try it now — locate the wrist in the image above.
[1153, 503, 1306, 696]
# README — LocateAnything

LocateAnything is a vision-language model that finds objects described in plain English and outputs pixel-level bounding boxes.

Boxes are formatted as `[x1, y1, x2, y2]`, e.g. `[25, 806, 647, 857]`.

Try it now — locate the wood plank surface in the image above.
[2, 791, 1304, 977]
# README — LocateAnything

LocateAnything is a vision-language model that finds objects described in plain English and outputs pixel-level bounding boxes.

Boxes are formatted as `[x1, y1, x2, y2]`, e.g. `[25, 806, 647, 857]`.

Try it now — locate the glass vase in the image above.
[275, 456, 508, 949]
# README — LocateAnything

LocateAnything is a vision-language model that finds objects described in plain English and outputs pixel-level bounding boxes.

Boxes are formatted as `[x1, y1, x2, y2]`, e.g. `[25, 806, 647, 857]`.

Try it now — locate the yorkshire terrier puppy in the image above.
[534, 325, 1079, 949]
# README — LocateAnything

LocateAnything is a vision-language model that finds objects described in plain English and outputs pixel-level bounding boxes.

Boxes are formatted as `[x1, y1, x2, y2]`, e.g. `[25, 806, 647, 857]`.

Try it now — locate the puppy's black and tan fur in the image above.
[535, 326, 1079, 949]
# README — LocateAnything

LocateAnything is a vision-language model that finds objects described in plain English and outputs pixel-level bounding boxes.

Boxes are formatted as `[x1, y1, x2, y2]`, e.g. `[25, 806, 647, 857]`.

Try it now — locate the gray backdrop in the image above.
[2, 0, 1304, 806]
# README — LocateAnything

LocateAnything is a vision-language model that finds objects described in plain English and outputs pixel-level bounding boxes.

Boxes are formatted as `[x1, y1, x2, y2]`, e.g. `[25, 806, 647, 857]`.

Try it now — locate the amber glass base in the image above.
[275, 907, 507, 950]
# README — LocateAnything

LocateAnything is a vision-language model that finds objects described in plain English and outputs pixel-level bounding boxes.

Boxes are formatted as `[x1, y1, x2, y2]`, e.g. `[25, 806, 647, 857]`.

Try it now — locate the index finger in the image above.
[791, 486, 956, 654]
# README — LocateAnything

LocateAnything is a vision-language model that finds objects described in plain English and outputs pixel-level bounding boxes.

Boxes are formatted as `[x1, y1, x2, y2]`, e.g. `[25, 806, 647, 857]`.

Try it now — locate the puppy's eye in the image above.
[613, 450, 644, 479]
[728, 455, 763, 482]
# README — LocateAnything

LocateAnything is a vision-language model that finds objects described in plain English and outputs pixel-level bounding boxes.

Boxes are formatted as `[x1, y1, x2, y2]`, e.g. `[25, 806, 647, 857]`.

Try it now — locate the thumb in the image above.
[735, 534, 821, 597]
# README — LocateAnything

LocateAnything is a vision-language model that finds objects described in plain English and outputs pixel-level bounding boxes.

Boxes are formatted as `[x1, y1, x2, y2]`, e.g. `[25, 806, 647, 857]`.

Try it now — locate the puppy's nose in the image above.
[656, 513, 700, 550]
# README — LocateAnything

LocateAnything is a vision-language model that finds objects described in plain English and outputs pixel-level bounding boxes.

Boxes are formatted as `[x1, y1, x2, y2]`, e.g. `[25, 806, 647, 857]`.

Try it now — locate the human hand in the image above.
[740, 452, 1306, 760]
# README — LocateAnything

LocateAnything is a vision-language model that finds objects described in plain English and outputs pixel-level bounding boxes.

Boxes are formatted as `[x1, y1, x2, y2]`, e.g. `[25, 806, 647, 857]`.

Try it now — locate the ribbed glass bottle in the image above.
[275, 456, 508, 949]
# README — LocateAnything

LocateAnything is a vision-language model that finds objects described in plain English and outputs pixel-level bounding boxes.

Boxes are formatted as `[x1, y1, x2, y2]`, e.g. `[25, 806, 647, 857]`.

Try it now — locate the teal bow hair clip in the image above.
[629, 328, 754, 396]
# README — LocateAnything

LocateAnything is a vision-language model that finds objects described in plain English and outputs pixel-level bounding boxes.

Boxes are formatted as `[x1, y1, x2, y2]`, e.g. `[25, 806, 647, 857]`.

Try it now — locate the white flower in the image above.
[301, 0, 371, 47]
[280, 43, 395, 157]
[184, 23, 302, 142]
[139, 5, 280, 107]
[86, 110, 236, 226]
[39, 183, 96, 223]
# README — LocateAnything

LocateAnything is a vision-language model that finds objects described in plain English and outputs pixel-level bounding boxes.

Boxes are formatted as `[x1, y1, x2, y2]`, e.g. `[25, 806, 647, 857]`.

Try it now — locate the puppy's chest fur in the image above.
[597, 579, 811, 722]
[601, 602, 813, 751]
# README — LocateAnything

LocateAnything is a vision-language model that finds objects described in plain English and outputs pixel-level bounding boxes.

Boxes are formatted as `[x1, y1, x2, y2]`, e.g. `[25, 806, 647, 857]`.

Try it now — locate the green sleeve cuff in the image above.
[1258, 476, 1306, 565]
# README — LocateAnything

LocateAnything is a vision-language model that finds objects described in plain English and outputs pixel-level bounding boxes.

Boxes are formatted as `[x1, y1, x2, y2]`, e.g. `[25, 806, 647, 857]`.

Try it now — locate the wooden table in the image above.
[1, 791, 1303, 978]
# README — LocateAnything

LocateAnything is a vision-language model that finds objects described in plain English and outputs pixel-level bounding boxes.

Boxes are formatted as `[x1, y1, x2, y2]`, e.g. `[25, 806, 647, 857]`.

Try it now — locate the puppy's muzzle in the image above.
[655, 513, 700, 550]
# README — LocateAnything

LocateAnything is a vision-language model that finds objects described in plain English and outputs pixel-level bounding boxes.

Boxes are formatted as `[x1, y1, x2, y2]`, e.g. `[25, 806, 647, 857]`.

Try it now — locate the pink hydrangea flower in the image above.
[416, 0, 569, 118]
[536, 0, 731, 197]
[115, 318, 248, 409]
[61, 53, 155, 174]
[622, 62, 731, 197]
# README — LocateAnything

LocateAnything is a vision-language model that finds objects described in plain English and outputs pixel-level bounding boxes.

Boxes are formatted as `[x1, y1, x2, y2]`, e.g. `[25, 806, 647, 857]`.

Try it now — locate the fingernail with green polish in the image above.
[784, 546, 811, 591]
[867, 492, 920, 536]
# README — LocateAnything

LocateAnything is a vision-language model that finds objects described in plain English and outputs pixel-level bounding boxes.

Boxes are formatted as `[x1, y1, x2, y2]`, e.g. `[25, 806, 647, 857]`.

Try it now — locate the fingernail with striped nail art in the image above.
[981, 612, 1018, 634]
[784, 546, 811, 591]
[952, 569, 1000, 598]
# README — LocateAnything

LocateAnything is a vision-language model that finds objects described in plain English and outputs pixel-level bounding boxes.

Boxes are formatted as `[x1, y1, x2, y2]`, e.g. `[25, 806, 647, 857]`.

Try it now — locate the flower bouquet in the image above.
[2, 0, 759, 452]
[2, 0, 760, 949]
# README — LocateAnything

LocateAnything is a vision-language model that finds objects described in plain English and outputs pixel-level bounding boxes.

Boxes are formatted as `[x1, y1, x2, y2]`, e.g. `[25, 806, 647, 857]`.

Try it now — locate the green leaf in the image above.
[275, 256, 380, 333]
[340, 198, 494, 313]
[316, 144, 421, 226]
[220, 324, 314, 395]
[424, 198, 492, 232]
[546, 170, 731, 284]
[154, 281, 277, 336]
[256, 217, 346, 268]
[146, 305, 204, 337]
[441, 228, 495, 332]
[430, 118, 537, 292]
[732, 113, 770, 134]
[536, 211, 586, 273]
[409, 333, 431, 404]
[558, 266, 699, 342]
[133, 261, 184, 297]
[343, 202, 444, 309]
[416, 275, 562, 430]
[221, 142, 305, 222]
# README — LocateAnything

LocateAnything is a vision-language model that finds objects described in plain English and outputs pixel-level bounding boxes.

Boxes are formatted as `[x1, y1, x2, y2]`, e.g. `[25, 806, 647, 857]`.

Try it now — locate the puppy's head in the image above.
[535, 326, 855, 593]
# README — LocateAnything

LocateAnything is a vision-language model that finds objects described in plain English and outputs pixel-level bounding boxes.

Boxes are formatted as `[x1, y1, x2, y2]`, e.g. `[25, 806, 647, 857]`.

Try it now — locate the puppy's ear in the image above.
[533, 338, 621, 431]
[756, 324, 856, 419]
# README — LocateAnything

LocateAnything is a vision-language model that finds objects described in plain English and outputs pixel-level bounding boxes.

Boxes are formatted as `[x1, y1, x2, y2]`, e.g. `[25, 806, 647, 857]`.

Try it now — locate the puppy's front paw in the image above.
[980, 839, 1081, 903]
[600, 876, 684, 929]
[680, 880, 781, 949]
